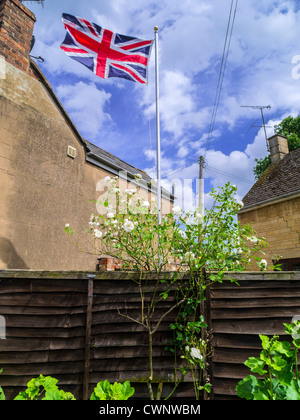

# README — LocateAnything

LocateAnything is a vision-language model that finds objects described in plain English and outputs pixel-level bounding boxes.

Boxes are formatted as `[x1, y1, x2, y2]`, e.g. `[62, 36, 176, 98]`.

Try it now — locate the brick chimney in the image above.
[268, 134, 289, 164]
[0, 0, 36, 74]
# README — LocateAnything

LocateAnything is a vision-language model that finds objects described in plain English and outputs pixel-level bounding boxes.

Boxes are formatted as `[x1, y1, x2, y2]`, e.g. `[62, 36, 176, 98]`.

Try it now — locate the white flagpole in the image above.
[154, 26, 162, 225]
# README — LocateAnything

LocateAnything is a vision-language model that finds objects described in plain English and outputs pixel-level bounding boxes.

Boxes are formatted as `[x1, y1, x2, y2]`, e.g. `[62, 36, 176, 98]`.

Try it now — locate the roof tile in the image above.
[242, 148, 300, 208]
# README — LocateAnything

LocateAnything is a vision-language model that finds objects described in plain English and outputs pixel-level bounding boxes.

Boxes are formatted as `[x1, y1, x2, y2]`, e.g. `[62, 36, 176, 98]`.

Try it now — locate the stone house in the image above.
[238, 134, 300, 271]
[0, 0, 173, 271]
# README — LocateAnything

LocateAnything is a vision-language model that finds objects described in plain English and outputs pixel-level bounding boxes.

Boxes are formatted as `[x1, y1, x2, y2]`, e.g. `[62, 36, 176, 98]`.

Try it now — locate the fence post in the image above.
[201, 269, 213, 400]
[83, 275, 94, 400]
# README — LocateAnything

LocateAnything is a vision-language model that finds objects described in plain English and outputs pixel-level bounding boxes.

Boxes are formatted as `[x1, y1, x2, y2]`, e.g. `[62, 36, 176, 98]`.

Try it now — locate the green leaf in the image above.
[92, 380, 112, 400]
[14, 391, 28, 400]
[260, 335, 270, 351]
[245, 357, 267, 376]
[253, 390, 270, 400]
[117, 381, 135, 400]
[272, 362, 294, 386]
[284, 381, 300, 400]
[271, 356, 287, 371]
[43, 375, 59, 390]
[236, 375, 258, 400]
[44, 389, 76, 400]
[43, 389, 63, 400]
[91, 380, 134, 400]
[272, 340, 292, 358]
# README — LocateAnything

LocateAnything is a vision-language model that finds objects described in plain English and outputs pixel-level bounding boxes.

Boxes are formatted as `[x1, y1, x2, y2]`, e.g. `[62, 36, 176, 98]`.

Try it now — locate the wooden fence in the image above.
[207, 271, 300, 399]
[0, 270, 194, 400]
[0, 270, 300, 400]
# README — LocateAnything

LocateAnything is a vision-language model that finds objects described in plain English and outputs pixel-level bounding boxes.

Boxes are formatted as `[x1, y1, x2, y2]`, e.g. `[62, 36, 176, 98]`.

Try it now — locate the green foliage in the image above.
[167, 315, 211, 399]
[10, 375, 134, 401]
[253, 156, 271, 180]
[253, 115, 300, 179]
[14, 375, 76, 400]
[236, 321, 300, 400]
[66, 179, 268, 275]
[274, 115, 300, 146]
[90, 380, 135, 400]
[0, 369, 5, 401]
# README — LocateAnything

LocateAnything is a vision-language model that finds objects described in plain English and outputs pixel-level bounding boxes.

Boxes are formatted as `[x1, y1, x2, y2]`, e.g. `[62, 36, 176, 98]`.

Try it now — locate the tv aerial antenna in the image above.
[241, 105, 272, 151]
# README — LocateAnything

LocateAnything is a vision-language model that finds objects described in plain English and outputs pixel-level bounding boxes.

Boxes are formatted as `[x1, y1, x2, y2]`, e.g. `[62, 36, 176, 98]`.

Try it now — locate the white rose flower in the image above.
[195, 212, 203, 220]
[190, 347, 202, 360]
[107, 212, 115, 219]
[259, 259, 268, 267]
[65, 224, 70, 228]
[248, 236, 258, 243]
[172, 206, 181, 215]
[89, 214, 99, 227]
[237, 200, 244, 208]
[104, 176, 111, 181]
[142, 200, 150, 207]
[123, 219, 135, 232]
[94, 229, 102, 239]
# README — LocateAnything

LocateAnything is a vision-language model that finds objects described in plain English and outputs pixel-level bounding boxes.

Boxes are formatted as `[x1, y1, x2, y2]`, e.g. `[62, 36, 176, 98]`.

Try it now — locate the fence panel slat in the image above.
[208, 273, 300, 400]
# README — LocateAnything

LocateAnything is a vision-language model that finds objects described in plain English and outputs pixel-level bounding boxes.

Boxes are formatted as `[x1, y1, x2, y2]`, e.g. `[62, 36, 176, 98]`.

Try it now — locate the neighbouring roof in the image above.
[84, 140, 152, 183]
[241, 148, 300, 210]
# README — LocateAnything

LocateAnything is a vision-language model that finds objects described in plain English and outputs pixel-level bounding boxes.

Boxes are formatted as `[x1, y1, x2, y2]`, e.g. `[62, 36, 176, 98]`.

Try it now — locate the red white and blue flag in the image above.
[60, 13, 153, 84]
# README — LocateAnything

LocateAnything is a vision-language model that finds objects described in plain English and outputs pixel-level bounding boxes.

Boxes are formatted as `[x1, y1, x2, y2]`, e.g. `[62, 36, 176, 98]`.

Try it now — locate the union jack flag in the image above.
[60, 13, 153, 84]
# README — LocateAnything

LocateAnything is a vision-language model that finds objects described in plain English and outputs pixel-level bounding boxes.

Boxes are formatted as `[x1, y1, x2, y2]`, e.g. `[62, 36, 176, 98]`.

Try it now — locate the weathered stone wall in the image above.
[0, 60, 106, 270]
[238, 196, 300, 267]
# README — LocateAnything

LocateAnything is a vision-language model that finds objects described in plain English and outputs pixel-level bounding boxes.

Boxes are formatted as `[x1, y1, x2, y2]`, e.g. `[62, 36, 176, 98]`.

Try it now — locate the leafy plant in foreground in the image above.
[236, 321, 300, 400]
[14, 374, 76, 400]
[11, 375, 135, 400]
[90, 380, 135, 400]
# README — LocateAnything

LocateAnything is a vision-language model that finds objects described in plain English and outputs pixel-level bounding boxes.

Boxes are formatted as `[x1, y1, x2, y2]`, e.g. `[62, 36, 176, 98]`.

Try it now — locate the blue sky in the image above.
[27, 0, 300, 210]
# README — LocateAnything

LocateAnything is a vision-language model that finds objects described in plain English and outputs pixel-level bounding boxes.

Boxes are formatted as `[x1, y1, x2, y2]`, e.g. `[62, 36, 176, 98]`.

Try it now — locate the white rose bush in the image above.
[65, 178, 277, 400]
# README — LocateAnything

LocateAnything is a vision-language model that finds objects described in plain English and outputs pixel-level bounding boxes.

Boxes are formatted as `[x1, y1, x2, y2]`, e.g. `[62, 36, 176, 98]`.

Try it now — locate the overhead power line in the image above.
[162, 158, 198, 178]
[161, 1, 242, 184]
[21, 0, 45, 6]
[205, 165, 253, 184]
[205, 0, 239, 155]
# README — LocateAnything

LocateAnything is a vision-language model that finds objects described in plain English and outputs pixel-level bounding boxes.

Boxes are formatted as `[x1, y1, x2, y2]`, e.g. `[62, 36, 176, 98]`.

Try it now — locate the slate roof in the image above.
[241, 148, 300, 210]
[84, 140, 152, 183]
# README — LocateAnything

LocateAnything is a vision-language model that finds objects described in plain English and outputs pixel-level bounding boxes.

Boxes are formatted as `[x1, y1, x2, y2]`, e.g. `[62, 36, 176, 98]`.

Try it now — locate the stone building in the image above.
[0, 0, 173, 271]
[238, 134, 300, 271]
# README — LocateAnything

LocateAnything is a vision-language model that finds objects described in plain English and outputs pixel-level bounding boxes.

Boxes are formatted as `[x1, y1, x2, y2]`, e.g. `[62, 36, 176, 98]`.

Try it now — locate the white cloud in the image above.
[56, 81, 112, 139]
[142, 70, 211, 140]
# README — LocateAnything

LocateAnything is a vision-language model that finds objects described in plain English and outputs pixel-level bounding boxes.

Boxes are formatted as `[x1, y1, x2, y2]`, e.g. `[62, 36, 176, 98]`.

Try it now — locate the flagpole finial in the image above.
[154, 26, 159, 31]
